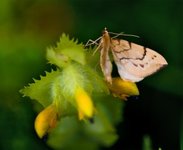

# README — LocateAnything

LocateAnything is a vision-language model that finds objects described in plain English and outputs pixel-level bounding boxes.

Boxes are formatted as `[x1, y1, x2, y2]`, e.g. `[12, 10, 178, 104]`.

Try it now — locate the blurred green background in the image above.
[0, 0, 182, 149]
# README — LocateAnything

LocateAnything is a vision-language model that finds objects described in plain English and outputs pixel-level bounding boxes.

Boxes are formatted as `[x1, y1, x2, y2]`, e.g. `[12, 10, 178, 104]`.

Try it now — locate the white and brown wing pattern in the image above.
[111, 39, 168, 82]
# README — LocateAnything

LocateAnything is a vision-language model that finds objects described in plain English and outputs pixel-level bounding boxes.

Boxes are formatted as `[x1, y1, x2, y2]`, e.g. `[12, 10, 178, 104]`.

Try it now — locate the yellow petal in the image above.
[34, 104, 58, 138]
[75, 87, 94, 119]
[107, 77, 139, 100]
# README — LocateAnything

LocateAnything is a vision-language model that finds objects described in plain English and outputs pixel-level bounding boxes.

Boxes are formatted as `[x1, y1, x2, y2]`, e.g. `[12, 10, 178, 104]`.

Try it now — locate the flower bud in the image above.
[75, 87, 94, 120]
[34, 104, 58, 138]
[107, 77, 139, 100]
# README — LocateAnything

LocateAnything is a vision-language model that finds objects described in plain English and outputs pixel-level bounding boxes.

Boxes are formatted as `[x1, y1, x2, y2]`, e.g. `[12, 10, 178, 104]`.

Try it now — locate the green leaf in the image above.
[48, 117, 100, 150]
[58, 63, 88, 100]
[46, 34, 86, 68]
[84, 65, 109, 94]
[20, 70, 60, 107]
[83, 103, 119, 147]
[58, 62, 108, 103]
[98, 95, 124, 125]
[85, 46, 103, 75]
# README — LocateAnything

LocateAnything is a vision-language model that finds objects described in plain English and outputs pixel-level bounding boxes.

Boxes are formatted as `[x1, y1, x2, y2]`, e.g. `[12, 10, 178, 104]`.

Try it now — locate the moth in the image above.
[86, 28, 168, 84]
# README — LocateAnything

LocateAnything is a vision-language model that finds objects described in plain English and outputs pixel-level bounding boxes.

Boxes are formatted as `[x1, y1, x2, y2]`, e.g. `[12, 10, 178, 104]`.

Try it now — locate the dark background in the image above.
[0, 0, 182, 149]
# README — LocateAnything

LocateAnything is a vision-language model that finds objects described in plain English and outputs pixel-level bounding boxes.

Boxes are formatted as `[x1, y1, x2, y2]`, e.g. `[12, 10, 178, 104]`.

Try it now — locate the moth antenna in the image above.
[108, 31, 124, 36]
[119, 33, 140, 38]
[109, 31, 140, 39]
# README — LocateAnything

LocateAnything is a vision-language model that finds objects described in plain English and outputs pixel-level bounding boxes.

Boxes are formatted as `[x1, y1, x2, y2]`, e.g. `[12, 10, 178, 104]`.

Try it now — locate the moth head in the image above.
[102, 27, 108, 35]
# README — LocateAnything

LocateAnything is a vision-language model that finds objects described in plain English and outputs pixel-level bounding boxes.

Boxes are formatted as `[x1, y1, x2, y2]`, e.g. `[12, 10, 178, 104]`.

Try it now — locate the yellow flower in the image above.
[34, 104, 58, 138]
[107, 77, 139, 100]
[75, 87, 94, 120]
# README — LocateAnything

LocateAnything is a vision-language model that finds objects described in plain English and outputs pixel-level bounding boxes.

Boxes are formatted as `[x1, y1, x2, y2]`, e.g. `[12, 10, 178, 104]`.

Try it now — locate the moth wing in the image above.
[111, 39, 168, 82]
[100, 47, 113, 84]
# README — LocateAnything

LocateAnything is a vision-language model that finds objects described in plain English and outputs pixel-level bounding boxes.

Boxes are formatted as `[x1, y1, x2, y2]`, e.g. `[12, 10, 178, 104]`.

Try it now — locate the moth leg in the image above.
[85, 36, 102, 47]
[85, 39, 97, 47]
[85, 39, 100, 55]
[92, 42, 102, 56]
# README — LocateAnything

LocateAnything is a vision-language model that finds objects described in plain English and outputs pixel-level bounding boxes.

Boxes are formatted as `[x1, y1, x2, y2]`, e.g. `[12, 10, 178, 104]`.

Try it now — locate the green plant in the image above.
[20, 34, 139, 150]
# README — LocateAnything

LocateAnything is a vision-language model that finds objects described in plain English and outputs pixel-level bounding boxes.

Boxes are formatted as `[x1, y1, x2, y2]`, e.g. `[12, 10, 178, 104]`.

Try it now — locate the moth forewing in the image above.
[111, 39, 168, 82]
[111, 50, 144, 82]
[99, 29, 113, 84]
